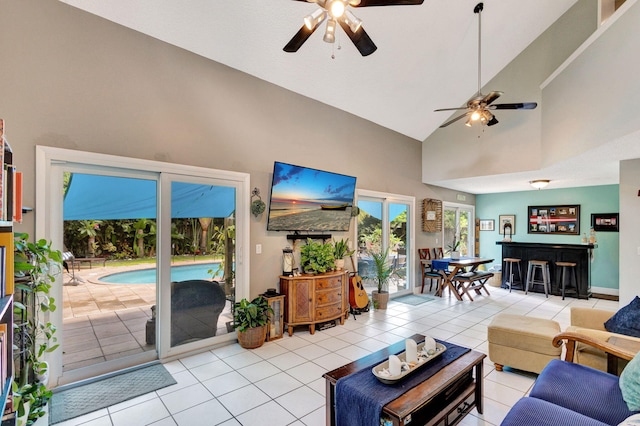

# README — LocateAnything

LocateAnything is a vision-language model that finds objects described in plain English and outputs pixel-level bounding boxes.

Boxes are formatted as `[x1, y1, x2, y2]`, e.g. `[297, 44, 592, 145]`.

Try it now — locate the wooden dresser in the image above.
[279, 270, 349, 336]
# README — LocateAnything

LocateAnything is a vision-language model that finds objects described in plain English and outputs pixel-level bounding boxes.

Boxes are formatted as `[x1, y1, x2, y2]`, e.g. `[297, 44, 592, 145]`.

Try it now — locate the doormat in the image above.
[394, 294, 436, 306]
[49, 363, 176, 424]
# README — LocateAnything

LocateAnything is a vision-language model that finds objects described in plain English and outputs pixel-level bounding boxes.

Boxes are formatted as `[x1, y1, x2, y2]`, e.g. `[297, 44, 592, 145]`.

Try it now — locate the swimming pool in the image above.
[100, 262, 222, 284]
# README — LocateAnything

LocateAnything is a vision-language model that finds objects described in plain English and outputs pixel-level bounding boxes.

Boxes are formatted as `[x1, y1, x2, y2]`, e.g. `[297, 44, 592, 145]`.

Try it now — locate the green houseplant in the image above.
[13, 233, 62, 426]
[300, 238, 335, 274]
[366, 247, 393, 309]
[233, 296, 273, 349]
[332, 238, 355, 271]
[447, 237, 461, 259]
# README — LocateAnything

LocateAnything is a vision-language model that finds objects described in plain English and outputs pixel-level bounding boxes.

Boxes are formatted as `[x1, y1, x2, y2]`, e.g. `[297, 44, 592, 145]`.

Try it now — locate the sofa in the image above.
[501, 333, 639, 426]
[568, 306, 640, 373]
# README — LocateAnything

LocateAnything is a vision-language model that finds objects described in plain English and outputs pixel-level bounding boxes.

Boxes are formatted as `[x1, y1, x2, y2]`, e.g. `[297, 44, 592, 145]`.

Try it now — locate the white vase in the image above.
[450, 251, 460, 260]
[335, 259, 345, 270]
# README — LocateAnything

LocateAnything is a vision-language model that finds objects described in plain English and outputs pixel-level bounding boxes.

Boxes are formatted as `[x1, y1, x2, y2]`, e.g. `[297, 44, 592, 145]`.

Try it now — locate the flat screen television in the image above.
[267, 161, 357, 232]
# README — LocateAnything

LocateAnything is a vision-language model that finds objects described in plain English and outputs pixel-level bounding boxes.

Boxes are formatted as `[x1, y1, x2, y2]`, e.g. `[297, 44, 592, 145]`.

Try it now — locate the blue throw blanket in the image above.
[334, 340, 471, 426]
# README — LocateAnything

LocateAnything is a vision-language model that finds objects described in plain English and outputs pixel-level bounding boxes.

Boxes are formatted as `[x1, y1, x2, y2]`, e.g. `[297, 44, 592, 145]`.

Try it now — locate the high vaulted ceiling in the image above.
[59, 0, 577, 142]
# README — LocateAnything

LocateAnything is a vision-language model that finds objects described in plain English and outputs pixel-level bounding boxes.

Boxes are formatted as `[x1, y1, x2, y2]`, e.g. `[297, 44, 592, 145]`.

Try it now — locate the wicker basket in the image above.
[488, 271, 502, 288]
[237, 325, 267, 349]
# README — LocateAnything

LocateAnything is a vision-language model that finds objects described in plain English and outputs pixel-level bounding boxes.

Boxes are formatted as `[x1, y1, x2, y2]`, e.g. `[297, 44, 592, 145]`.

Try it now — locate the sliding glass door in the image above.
[443, 203, 475, 257]
[356, 191, 414, 297]
[37, 147, 250, 386]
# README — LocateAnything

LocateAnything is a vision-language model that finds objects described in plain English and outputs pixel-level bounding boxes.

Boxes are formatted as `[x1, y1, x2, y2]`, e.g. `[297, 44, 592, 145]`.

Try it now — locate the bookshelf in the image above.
[0, 118, 15, 420]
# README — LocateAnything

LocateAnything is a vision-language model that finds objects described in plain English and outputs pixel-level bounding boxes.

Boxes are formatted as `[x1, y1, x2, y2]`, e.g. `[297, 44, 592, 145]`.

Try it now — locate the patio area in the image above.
[61, 262, 233, 372]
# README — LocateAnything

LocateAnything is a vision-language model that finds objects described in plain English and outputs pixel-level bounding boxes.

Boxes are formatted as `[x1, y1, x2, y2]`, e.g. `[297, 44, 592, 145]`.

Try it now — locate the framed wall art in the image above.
[479, 219, 494, 231]
[528, 205, 580, 235]
[592, 213, 619, 232]
[499, 215, 515, 235]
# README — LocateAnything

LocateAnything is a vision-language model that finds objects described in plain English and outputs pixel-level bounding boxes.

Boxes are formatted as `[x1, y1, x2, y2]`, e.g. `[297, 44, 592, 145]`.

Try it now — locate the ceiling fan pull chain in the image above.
[476, 2, 482, 95]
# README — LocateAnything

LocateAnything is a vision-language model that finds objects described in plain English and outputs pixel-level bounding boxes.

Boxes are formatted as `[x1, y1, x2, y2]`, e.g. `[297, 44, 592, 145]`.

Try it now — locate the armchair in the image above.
[568, 307, 640, 372]
[501, 332, 639, 426]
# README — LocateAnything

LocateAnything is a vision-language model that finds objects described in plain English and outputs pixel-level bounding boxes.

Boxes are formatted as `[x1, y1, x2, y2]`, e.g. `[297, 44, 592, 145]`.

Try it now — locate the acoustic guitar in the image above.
[349, 256, 369, 310]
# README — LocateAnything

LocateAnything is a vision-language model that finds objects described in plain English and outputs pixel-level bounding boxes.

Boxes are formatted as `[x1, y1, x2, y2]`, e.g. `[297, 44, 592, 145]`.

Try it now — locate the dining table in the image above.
[431, 257, 494, 301]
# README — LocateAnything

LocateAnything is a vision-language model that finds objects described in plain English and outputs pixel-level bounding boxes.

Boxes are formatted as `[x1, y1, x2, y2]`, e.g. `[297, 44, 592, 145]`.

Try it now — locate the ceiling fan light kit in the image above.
[284, 0, 424, 57]
[435, 2, 537, 128]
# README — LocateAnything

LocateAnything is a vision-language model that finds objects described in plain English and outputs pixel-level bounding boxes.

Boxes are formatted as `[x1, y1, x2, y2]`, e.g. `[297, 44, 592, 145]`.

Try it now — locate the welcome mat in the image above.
[50, 363, 176, 424]
[394, 294, 436, 306]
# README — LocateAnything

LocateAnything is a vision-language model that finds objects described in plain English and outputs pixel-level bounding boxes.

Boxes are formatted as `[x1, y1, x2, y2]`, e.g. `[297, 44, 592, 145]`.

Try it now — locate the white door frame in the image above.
[35, 146, 250, 386]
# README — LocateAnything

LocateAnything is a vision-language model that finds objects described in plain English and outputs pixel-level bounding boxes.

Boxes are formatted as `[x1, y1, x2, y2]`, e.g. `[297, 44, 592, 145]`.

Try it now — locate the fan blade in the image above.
[482, 91, 503, 106]
[283, 25, 318, 53]
[354, 0, 424, 6]
[337, 20, 377, 56]
[434, 107, 468, 112]
[490, 102, 538, 110]
[439, 112, 470, 128]
[487, 115, 499, 126]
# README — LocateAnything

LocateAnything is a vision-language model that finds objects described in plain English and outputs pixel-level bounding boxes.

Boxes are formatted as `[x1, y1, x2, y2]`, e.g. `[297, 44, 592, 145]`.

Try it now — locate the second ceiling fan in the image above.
[435, 3, 537, 128]
[284, 0, 424, 57]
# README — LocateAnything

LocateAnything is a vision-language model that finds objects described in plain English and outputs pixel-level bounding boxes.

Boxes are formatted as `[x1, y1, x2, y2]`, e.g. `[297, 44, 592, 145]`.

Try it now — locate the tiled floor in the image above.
[55, 286, 619, 426]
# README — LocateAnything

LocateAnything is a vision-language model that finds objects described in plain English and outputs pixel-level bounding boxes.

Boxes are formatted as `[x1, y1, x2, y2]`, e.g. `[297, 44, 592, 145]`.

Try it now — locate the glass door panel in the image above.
[61, 172, 158, 378]
[168, 181, 236, 349]
[389, 203, 408, 293]
[443, 204, 474, 257]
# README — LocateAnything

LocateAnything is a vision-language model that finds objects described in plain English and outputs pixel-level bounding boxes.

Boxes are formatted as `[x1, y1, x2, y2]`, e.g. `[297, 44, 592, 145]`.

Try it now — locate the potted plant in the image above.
[447, 237, 461, 260]
[332, 238, 355, 271]
[13, 233, 62, 426]
[366, 247, 393, 310]
[233, 296, 273, 349]
[300, 238, 335, 274]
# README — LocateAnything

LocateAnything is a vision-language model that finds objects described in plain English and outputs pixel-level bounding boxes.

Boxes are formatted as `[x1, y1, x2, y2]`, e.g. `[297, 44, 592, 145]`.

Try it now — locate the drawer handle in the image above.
[457, 402, 471, 414]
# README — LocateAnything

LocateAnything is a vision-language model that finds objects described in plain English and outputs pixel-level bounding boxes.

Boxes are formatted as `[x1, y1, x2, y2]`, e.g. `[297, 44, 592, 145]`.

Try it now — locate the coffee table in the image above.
[323, 334, 485, 426]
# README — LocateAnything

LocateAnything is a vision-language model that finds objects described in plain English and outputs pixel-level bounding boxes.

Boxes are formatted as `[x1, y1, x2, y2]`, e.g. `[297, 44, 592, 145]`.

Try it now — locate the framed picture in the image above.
[592, 213, 619, 232]
[479, 219, 494, 231]
[528, 204, 580, 235]
[499, 215, 515, 235]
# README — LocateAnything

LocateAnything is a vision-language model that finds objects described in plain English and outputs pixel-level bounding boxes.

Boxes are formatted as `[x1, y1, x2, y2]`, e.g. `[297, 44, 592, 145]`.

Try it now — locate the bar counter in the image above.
[496, 241, 596, 299]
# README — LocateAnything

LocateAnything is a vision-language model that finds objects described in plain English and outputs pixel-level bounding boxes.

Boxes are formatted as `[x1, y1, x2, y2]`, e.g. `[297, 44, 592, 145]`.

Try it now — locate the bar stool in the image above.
[503, 258, 523, 292]
[526, 260, 550, 297]
[556, 261, 578, 300]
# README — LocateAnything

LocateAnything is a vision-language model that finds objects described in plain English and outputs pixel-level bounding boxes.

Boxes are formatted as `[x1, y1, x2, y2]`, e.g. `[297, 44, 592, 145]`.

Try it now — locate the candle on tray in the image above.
[406, 339, 418, 363]
[424, 336, 437, 352]
[389, 355, 401, 376]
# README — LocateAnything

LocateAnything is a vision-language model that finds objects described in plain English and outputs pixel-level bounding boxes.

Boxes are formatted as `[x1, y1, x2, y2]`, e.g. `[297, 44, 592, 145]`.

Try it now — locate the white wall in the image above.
[0, 0, 473, 297]
[422, 0, 597, 182]
[619, 158, 640, 306]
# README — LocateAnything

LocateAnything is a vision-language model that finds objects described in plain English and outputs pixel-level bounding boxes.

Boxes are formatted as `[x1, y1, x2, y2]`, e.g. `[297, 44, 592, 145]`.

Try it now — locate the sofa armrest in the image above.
[570, 307, 615, 331]
[553, 331, 637, 363]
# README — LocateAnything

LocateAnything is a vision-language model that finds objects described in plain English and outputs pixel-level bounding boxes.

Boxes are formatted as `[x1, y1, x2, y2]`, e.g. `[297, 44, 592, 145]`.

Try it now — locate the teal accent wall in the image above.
[476, 185, 619, 290]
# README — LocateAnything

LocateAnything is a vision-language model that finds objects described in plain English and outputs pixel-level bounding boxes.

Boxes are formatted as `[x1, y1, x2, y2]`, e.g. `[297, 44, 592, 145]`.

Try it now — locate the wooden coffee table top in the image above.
[324, 334, 486, 422]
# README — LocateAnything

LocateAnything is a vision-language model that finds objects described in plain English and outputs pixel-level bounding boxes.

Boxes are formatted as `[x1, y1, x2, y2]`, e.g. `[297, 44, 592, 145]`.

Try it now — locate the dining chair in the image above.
[433, 247, 444, 259]
[418, 248, 442, 293]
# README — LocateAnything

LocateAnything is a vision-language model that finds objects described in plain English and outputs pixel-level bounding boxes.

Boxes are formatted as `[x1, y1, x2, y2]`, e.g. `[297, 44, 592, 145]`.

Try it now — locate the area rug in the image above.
[49, 363, 176, 424]
[394, 294, 436, 306]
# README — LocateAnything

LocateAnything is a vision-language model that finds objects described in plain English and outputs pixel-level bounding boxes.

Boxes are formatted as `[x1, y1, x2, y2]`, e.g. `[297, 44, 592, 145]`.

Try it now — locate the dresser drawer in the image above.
[316, 304, 342, 320]
[316, 289, 342, 306]
[316, 276, 342, 290]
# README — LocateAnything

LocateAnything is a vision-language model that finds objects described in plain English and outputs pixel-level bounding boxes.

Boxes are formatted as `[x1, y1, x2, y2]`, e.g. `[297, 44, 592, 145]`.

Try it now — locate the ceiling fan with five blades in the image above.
[435, 3, 537, 128]
[284, 0, 424, 57]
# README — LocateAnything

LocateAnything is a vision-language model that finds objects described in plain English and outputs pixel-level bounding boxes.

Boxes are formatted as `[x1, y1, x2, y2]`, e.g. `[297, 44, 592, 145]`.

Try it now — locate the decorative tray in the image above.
[372, 341, 447, 385]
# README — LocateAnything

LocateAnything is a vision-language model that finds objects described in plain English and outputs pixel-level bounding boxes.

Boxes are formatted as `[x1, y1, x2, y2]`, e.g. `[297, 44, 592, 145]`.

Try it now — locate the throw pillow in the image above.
[605, 296, 640, 338]
[620, 352, 640, 412]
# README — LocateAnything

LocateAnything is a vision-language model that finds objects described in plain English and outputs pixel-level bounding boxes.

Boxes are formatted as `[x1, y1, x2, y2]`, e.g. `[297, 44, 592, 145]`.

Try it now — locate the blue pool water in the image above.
[100, 262, 222, 284]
